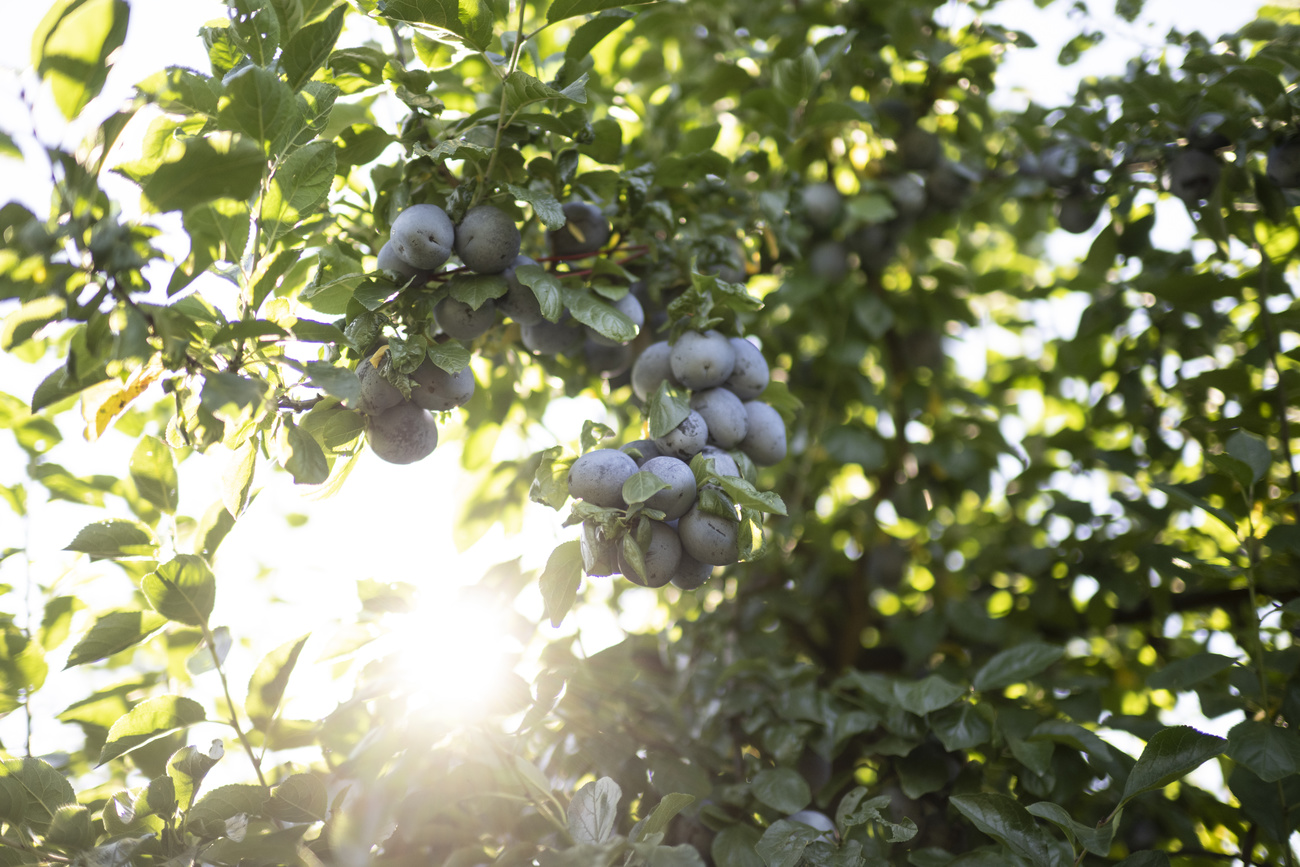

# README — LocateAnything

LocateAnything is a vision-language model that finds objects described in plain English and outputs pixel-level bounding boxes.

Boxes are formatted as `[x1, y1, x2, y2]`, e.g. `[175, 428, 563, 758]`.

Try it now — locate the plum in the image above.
[678, 500, 740, 566]
[567, 448, 638, 508]
[455, 205, 521, 274]
[549, 202, 611, 256]
[354, 352, 402, 416]
[801, 183, 842, 230]
[697, 446, 740, 478]
[620, 439, 662, 466]
[690, 388, 748, 448]
[808, 240, 848, 282]
[724, 337, 769, 401]
[521, 314, 583, 355]
[1057, 195, 1102, 234]
[640, 456, 698, 521]
[498, 255, 544, 325]
[377, 241, 435, 286]
[618, 520, 682, 587]
[390, 203, 455, 270]
[368, 402, 439, 464]
[409, 358, 475, 411]
[740, 401, 787, 465]
[434, 296, 497, 341]
[1168, 149, 1220, 206]
[671, 551, 713, 590]
[654, 410, 709, 460]
[584, 339, 632, 377]
[632, 341, 681, 401]
[670, 330, 736, 391]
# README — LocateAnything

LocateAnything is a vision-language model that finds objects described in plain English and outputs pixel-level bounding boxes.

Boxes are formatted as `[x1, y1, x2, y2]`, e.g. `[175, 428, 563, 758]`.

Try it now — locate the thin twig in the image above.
[203, 622, 268, 788]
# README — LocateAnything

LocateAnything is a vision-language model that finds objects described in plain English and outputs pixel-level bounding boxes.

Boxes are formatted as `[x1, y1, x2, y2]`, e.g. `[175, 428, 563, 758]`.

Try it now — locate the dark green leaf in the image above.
[751, 768, 811, 813]
[448, 274, 509, 310]
[229, 0, 280, 66]
[1119, 726, 1227, 806]
[282, 4, 346, 90]
[513, 265, 564, 322]
[755, 819, 822, 867]
[949, 793, 1054, 865]
[503, 70, 588, 114]
[547, 0, 657, 25]
[1025, 801, 1119, 857]
[623, 471, 670, 505]
[377, 0, 493, 51]
[504, 183, 566, 229]
[1225, 430, 1270, 485]
[224, 65, 296, 146]
[973, 643, 1064, 691]
[264, 141, 336, 237]
[892, 675, 965, 716]
[648, 380, 690, 440]
[187, 783, 271, 838]
[65, 610, 168, 667]
[1226, 720, 1300, 783]
[1148, 653, 1237, 690]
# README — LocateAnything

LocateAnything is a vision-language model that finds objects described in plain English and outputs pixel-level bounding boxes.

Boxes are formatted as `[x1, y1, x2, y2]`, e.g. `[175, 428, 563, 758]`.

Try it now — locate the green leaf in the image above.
[168, 741, 224, 812]
[1226, 720, 1300, 783]
[973, 643, 1065, 691]
[1152, 482, 1237, 532]
[623, 471, 670, 505]
[448, 274, 509, 310]
[713, 475, 787, 516]
[714, 826, 765, 867]
[504, 183, 566, 229]
[246, 634, 310, 729]
[375, 0, 493, 51]
[282, 4, 346, 90]
[755, 818, 822, 867]
[835, 789, 916, 842]
[580, 420, 616, 452]
[224, 65, 296, 147]
[530, 446, 573, 510]
[503, 70, 588, 115]
[773, 47, 819, 107]
[751, 768, 811, 813]
[540, 540, 583, 627]
[931, 703, 993, 751]
[143, 555, 216, 627]
[1114, 853, 1170, 867]
[564, 10, 635, 66]
[636, 793, 695, 841]
[202, 371, 270, 427]
[648, 381, 690, 440]
[99, 695, 207, 765]
[130, 435, 178, 515]
[949, 793, 1054, 865]
[45, 803, 92, 850]
[1148, 652, 1237, 690]
[0, 757, 75, 832]
[187, 783, 271, 838]
[1225, 430, 1271, 485]
[117, 132, 265, 213]
[263, 141, 336, 238]
[569, 777, 621, 845]
[65, 610, 168, 667]
[266, 773, 328, 823]
[65, 519, 158, 561]
[428, 341, 472, 375]
[513, 264, 564, 322]
[297, 360, 361, 405]
[272, 423, 330, 485]
[31, 0, 129, 120]
[1119, 726, 1227, 806]
[1025, 801, 1119, 857]
[892, 675, 965, 716]
[223, 440, 257, 518]
[229, 0, 280, 66]
[546, 0, 657, 25]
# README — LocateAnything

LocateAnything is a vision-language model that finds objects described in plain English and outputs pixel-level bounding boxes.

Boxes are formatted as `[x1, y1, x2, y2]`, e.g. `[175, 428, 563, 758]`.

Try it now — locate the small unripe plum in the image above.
[898, 127, 940, 171]
[1039, 144, 1080, 187]
[521, 314, 583, 355]
[641, 456, 698, 521]
[724, 337, 769, 401]
[368, 402, 439, 464]
[690, 388, 748, 448]
[1268, 137, 1300, 188]
[568, 448, 639, 508]
[654, 410, 709, 461]
[885, 174, 927, 218]
[1168, 149, 1221, 206]
[808, 240, 849, 282]
[740, 401, 787, 466]
[549, 202, 611, 256]
[678, 500, 740, 566]
[926, 161, 976, 210]
[1057, 195, 1102, 234]
[354, 354, 403, 416]
[670, 331, 736, 391]
[581, 521, 618, 577]
[498, 255, 544, 325]
[455, 205, 521, 274]
[390, 203, 456, 270]
[801, 183, 843, 230]
[377, 241, 435, 286]
[632, 341, 682, 401]
[409, 358, 475, 411]
[588, 293, 645, 346]
[621, 439, 662, 466]
[698, 446, 740, 478]
[618, 520, 682, 588]
[584, 339, 632, 377]
[671, 551, 713, 590]
[434, 296, 497, 341]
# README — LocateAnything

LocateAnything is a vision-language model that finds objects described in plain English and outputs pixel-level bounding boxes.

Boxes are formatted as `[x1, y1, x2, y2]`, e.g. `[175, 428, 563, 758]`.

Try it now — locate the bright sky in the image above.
[0, 0, 1269, 777]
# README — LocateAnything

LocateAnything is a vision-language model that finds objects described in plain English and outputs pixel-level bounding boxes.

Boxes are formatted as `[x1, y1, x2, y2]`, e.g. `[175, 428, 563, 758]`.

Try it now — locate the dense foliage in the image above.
[3, 0, 1300, 865]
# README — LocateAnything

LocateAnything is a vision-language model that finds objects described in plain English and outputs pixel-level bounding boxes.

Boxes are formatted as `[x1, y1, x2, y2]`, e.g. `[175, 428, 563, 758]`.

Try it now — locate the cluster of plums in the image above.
[357, 199, 635, 463]
[566, 330, 787, 590]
